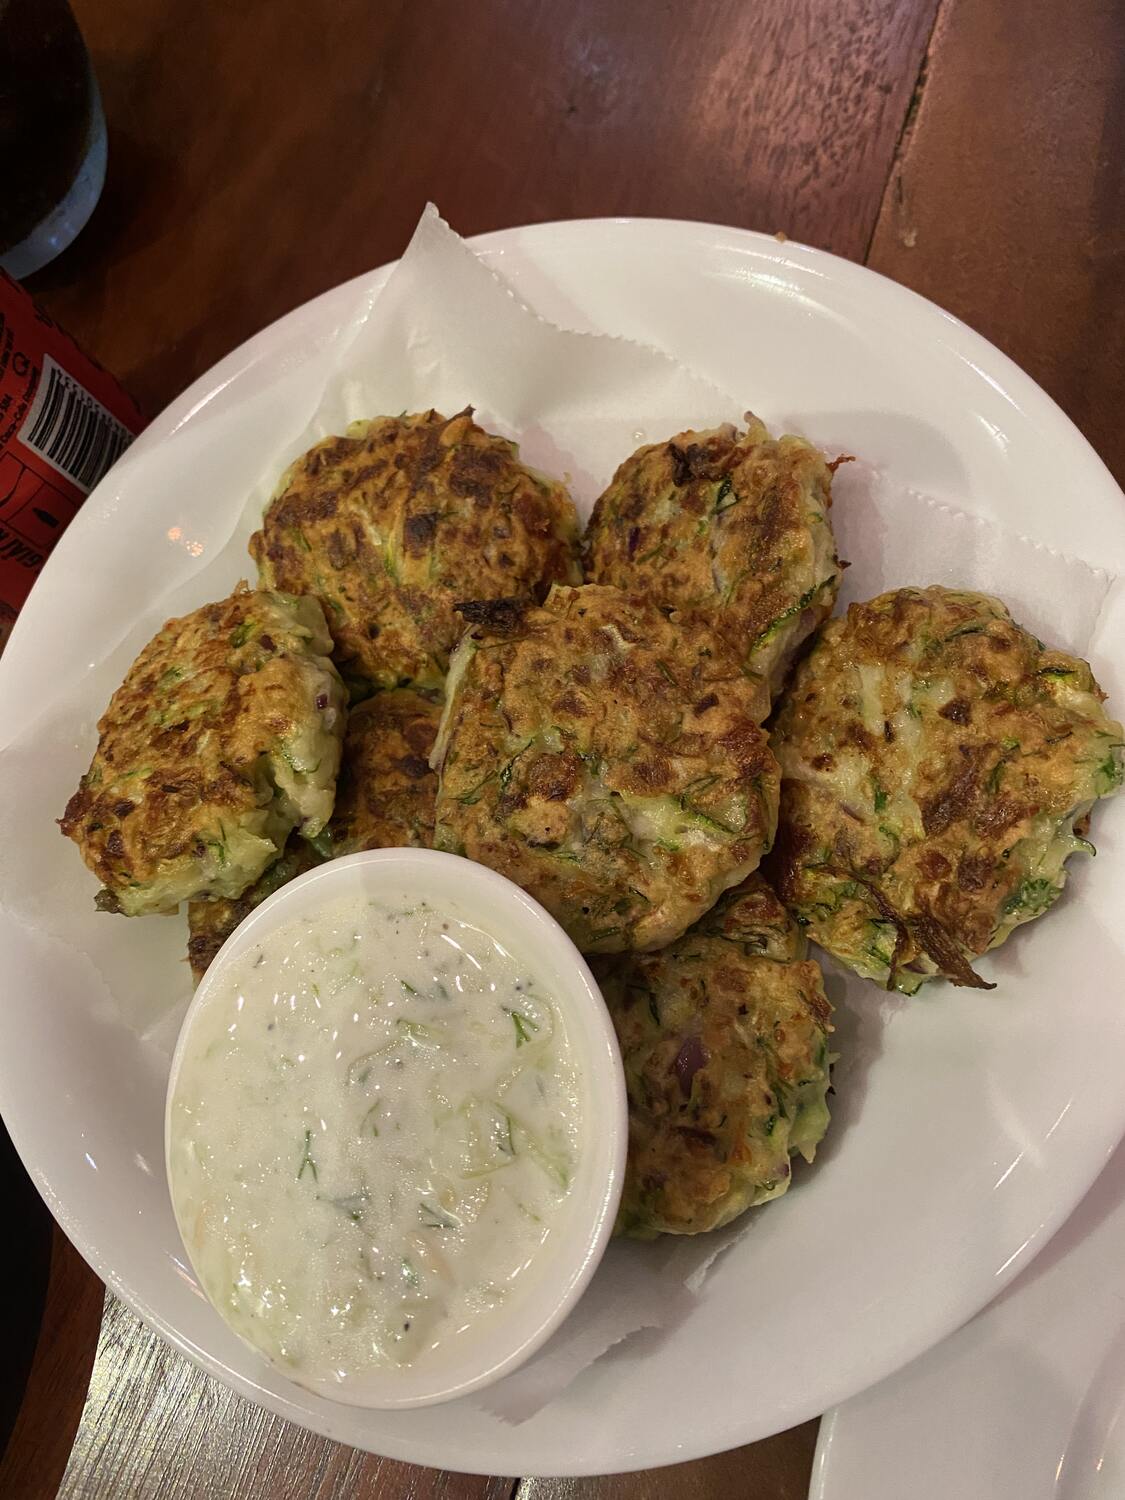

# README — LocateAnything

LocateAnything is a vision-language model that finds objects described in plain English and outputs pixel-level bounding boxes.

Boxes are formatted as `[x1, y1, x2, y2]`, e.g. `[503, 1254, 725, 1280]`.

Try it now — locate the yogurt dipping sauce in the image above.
[166, 852, 622, 1407]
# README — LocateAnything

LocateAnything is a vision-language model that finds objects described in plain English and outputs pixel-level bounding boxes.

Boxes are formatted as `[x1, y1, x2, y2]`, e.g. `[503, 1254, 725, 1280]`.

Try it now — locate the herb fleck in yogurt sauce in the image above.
[168, 894, 583, 1389]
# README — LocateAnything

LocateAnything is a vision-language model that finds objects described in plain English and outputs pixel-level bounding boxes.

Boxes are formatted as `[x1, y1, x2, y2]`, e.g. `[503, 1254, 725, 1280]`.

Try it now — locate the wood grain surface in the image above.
[514, 1427, 819, 1500]
[867, 0, 1125, 486]
[6, 0, 1122, 1493]
[53, 1296, 512, 1500]
[34, 0, 940, 419]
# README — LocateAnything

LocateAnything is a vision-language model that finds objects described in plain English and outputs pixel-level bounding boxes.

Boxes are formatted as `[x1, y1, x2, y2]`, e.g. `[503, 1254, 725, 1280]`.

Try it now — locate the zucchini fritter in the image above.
[583, 417, 839, 702]
[249, 408, 582, 695]
[594, 875, 832, 1238]
[187, 688, 440, 981]
[769, 586, 1125, 993]
[186, 837, 320, 983]
[309, 685, 440, 858]
[60, 588, 345, 917]
[432, 585, 780, 953]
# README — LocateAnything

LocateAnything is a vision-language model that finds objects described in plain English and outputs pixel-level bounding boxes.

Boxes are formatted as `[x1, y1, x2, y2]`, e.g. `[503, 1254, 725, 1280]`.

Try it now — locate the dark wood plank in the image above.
[36, 0, 940, 419]
[0, 1227, 105, 1500]
[867, 0, 1125, 486]
[55, 1294, 512, 1500]
[517, 1424, 819, 1500]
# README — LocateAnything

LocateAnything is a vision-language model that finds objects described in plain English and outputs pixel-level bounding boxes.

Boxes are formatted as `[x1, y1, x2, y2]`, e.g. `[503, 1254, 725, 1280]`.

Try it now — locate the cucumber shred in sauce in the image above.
[168, 893, 582, 1392]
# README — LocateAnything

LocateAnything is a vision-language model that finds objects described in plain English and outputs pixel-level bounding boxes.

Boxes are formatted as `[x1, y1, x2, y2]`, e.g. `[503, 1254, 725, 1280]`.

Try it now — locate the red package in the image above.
[0, 269, 145, 650]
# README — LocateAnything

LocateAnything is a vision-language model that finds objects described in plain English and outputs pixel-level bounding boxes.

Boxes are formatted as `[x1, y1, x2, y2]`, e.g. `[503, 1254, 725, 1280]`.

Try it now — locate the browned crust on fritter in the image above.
[595, 875, 832, 1236]
[583, 418, 838, 698]
[249, 408, 581, 692]
[59, 587, 343, 913]
[434, 584, 780, 952]
[324, 688, 440, 856]
[768, 585, 1124, 991]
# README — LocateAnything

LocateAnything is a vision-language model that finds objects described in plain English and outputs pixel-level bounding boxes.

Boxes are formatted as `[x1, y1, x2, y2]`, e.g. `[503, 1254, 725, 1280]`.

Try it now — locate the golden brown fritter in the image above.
[583, 417, 839, 702]
[187, 689, 440, 982]
[249, 409, 582, 695]
[431, 585, 780, 953]
[310, 687, 441, 858]
[59, 587, 346, 917]
[768, 586, 1125, 993]
[594, 875, 832, 1238]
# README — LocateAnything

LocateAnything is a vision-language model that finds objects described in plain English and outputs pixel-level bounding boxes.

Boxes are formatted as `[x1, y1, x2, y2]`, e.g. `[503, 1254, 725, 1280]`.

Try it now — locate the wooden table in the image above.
[3, 0, 1122, 1494]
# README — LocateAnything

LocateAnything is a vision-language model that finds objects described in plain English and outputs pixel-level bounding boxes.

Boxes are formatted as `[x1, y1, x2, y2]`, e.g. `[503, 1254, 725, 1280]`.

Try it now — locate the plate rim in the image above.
[3, 214, 1124, 1477]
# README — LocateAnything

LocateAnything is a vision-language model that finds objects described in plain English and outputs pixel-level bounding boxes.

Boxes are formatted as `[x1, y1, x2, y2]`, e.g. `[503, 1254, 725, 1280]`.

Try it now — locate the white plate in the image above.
[812, 1140, 1125, 1500]
[2, 220, 1125, 1477]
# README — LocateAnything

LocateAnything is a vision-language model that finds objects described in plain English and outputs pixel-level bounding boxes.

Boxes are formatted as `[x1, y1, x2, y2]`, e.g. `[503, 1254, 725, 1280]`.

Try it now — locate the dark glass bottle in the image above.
[0, 0, 106, 278]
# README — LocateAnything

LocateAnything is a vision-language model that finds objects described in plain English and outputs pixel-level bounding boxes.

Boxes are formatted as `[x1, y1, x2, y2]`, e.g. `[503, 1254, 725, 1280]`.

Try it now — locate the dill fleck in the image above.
[297, 1128, 318, 1182]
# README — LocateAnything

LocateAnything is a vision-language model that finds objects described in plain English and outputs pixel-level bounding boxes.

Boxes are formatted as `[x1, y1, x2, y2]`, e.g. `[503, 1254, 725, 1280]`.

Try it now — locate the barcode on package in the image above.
[18, 355, 132, 494]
